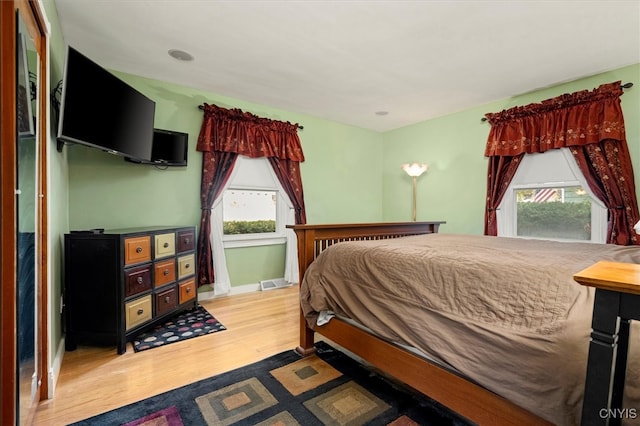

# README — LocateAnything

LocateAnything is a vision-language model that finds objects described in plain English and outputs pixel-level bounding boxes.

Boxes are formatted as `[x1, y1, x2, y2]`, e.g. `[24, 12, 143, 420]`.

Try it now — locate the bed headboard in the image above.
[287, 221, 445, 282]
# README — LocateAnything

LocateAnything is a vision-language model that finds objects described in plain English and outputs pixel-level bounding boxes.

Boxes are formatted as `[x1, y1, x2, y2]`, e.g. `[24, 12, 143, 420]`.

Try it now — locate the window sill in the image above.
[511, 235, 596, 244]
[223, 234, 286, 248]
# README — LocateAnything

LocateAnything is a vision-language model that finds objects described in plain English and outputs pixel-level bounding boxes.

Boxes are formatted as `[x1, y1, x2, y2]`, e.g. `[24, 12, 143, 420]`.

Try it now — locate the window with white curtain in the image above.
[497, 148, 607, 243]
[215, 156, 289, 248]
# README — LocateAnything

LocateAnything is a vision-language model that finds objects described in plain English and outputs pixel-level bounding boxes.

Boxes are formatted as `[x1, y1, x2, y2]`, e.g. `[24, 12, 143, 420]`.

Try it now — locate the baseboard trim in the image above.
[198, 282, 261, 300]
[47, 335, 66, 399]
[230, 283, 261, 295]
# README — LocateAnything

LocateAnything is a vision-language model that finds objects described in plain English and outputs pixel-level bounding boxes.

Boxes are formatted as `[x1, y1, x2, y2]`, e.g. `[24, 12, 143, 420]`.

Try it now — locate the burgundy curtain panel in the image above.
[483, 81, 639, 245]
[196, 103, 306, 286]
[483, 154, 525, 236]
[268, 157, 307, 224]
[196, 151, 237, 286]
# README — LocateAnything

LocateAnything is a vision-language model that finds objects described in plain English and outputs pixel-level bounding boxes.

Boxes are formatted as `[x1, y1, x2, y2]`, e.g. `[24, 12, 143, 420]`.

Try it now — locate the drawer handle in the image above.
[163, 269, 170, 276]
[185, 263, 190, 269]
[137, 309, 144, 315]
[136, 246, 143, 254]
[163, 242, 169, 248]
[184, 238, 190, 244]
[186, 287, 191, 293]
[136, 277, 143, 284]
[165, 296, 171, 304]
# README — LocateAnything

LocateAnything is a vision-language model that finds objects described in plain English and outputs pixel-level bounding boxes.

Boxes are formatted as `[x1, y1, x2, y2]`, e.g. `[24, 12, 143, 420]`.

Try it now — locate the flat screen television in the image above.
[125, 129, 188, 167]
[57, 46, 156, 161]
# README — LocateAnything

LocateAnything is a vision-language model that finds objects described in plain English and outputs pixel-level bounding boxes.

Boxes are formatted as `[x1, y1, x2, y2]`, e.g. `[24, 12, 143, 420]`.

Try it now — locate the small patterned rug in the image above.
[132, 305, 226, 352]
[71, 341, 473, 425]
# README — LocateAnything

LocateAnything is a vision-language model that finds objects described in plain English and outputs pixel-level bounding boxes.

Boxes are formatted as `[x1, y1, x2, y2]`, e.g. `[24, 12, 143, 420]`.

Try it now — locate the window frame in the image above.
[497, 149, 607, 243]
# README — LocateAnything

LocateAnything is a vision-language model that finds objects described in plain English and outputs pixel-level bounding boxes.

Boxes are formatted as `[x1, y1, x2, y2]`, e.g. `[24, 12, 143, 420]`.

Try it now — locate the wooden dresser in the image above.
[64, 226, 198, 354]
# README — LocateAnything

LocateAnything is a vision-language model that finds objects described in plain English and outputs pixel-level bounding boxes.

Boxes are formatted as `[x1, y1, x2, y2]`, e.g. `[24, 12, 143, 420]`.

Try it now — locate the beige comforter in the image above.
[299, 233, 640, 425]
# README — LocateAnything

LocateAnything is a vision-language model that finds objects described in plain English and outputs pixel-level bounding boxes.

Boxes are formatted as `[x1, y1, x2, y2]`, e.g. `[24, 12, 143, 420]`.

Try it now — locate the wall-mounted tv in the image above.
[125, 129, 188, 167]
[57, 46, 156, 161]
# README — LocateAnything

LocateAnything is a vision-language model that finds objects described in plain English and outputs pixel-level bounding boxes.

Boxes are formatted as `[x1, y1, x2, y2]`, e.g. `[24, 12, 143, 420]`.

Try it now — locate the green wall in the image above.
[65, 73, 384, 287]
[43, 0, 70, 383]
[382, 64, 640, 235]
[225, 245, 287, 285]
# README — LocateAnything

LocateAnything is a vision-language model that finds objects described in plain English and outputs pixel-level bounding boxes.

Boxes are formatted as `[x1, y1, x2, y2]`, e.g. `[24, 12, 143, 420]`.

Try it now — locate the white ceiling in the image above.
[53, 0, 640, 132]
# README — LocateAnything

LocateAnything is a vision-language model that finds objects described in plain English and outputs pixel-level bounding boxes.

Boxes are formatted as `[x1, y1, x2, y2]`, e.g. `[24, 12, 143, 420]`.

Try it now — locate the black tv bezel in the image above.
[125, 128, 189, 167]
[56, 45, 156, 161]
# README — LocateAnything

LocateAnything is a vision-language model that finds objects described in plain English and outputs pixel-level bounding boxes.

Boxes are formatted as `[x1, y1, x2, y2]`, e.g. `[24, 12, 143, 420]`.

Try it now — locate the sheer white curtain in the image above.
[209, 156, 298, 295]
[208, 163, 239, 295]
[277, 187, 299, 284]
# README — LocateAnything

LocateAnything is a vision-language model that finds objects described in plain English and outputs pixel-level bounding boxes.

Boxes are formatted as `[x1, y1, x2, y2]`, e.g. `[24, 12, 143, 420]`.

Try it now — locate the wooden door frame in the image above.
[1, 0, 49, 424]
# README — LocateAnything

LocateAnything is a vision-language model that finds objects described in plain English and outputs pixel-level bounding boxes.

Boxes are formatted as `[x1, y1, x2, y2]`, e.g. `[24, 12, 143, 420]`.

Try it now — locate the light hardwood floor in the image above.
[33, 286, 301, 425]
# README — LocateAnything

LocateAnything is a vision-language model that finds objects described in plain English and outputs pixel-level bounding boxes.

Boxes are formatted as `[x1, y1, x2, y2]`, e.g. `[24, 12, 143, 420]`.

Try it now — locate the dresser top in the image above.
[68, 225, 194, 237]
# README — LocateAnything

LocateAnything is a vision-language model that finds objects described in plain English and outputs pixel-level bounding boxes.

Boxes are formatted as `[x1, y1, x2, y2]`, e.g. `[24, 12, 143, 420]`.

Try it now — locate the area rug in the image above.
[132, 305, 226, 352]
[71, 341, 473, 425]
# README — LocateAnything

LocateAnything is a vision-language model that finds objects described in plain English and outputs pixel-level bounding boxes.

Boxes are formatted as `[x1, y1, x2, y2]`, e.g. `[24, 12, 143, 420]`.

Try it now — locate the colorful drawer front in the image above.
[177, 229, 195, 253]
[178, 254, 195, 279]
[156, 286, 178, 316]
[154, 233, 175, 259]
[125, 295, 152, 330]
[179, 278, 196, 304]
[154, 258, 176, 287]
[124, 264, 152, 298]
[124, 235, 151, 266]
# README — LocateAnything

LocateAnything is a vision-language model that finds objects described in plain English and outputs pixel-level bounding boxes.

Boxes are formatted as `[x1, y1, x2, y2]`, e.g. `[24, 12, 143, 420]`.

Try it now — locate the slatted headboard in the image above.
[287, 221, 445, 282]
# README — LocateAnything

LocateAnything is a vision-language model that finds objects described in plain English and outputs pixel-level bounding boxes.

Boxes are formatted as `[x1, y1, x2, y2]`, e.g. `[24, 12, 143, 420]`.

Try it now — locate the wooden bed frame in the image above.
[288, 222, 551, 426]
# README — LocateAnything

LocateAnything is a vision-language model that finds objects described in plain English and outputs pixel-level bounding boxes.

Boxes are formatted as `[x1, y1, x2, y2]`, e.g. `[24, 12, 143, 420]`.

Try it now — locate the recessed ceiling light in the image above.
[168, 49, 194, 61]
[375, 111, 389, 116]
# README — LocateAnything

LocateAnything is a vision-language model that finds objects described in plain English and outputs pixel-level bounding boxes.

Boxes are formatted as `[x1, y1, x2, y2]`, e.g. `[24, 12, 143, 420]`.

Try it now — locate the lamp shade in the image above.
[401, 163, 428, 177]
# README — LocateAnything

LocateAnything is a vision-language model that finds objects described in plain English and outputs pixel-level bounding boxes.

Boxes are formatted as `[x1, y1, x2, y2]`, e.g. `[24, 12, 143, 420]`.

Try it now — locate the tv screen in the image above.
[57, 46, 155, 161]
[126, 129, 188, 167]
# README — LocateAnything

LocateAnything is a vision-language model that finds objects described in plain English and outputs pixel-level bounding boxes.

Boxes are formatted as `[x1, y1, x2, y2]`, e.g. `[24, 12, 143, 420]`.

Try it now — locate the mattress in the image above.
[299, 233, 640, 425]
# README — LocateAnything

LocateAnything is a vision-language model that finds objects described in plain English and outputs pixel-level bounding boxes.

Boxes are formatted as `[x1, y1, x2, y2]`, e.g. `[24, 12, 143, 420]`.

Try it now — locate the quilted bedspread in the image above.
[300, 233, 640, 425]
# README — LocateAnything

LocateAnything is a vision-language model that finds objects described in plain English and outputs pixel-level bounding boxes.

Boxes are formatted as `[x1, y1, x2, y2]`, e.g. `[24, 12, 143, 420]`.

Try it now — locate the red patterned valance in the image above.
[484, 82, 626, 157]
[197, 103, 305, 162]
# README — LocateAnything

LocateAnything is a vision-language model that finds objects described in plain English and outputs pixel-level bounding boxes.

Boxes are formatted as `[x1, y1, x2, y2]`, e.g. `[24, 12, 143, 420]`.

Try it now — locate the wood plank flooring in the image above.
[32, 286, 300, 425]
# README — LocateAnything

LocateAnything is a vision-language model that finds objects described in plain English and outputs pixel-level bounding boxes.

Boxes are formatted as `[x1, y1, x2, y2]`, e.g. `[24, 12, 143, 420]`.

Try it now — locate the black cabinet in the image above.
[64, 226, 198, 354]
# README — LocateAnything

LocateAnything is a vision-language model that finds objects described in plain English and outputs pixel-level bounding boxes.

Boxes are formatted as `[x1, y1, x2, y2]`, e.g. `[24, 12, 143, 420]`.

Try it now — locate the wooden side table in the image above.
[574, 261, 640, 426]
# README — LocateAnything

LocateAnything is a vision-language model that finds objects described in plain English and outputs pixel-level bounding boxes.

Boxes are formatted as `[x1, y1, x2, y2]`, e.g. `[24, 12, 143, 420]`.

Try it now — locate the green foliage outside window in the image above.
[223, 220, 276, 235]
[517, 201, 591, 240]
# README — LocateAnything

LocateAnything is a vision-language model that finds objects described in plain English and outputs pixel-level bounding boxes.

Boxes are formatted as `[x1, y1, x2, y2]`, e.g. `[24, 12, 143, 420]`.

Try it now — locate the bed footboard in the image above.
[287, 221, 444, 354]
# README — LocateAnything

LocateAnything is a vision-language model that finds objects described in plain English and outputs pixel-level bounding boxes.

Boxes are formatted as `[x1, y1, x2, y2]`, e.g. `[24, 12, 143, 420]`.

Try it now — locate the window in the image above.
[497, 148, 606, 243]
[515, 185, 591, 240]
[223, 189, 277, 235]
[215, 156, 291, 248]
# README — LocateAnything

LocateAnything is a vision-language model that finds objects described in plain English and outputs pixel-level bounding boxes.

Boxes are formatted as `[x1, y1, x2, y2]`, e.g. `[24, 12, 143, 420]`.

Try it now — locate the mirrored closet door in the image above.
[17, 11, 39, 426]
[1, 0, 48, 424]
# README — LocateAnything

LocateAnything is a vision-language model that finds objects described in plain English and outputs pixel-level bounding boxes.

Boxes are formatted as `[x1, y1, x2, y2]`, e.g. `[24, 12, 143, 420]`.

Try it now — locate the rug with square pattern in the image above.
[70, 341, 473, 425]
